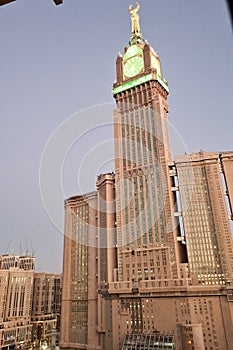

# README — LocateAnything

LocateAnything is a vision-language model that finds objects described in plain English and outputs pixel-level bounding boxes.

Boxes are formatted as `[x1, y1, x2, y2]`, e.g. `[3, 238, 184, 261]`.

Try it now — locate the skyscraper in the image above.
[60, 192, 99, 349]
[113, 3, 185, 284]
[60, 4, 233, 350]
[220, 151, 233, 218]
[175, 151, 233, 285]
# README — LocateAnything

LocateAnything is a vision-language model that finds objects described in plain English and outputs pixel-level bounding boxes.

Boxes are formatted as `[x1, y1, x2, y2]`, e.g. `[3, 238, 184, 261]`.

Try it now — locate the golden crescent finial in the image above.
[128, 2, 141, 39]
[128, 2, 140, 15]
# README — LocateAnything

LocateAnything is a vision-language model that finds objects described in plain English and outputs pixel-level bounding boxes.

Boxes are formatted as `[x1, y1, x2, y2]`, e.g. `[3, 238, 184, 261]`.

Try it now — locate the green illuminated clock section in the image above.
[123, 45, 143, 60]
[124, 56, 144, 77]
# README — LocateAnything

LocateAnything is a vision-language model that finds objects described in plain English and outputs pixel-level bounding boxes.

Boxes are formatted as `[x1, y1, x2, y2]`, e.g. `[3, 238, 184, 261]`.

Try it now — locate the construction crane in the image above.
[3, 240, 12, 254]
[0, 0, 63, 6]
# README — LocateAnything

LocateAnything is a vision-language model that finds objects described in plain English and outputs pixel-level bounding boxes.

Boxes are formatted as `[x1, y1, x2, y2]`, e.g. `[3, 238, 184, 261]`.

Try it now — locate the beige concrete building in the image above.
[60, 192, 99, 349]
[0, 254, 62, 350]
[220, 151, 233, 218]
[60, 4, 233, 350]
[0, 255, 34, 350]
[31, 272, 61, 349]
[175, 151, 233, 285]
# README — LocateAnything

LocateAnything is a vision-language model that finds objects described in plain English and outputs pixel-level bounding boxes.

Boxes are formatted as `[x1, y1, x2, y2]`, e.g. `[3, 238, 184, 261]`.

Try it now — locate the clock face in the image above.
[123, 45, 143, 60]
[124, 56, 144, 78]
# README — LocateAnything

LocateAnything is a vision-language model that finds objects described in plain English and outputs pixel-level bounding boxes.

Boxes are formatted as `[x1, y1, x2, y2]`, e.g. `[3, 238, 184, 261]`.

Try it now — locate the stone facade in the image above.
[60, 5, 233, 350]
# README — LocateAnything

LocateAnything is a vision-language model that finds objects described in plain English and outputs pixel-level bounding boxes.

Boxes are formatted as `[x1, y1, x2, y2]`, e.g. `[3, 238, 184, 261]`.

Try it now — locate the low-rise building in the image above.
[0, 255, 62, 350]
[31, 272, 61, 349]
[0, 255, 34, 350]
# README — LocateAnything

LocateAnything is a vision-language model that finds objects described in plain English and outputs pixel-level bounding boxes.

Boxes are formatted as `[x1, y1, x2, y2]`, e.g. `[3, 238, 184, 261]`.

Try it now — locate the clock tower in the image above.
[60, 4, 233, 350]
[113, 3, 186, 285]
[114, 2, 164, 89]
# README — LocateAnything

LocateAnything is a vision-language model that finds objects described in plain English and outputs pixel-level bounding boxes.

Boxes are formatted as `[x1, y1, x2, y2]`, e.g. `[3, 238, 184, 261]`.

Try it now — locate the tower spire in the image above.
[128, 2, 144, 45]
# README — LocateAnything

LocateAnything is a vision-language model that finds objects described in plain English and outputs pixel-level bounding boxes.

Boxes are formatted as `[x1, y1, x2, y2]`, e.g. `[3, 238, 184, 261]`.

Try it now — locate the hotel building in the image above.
[0, 255, 34, 350]
[60, 4, 233, 350]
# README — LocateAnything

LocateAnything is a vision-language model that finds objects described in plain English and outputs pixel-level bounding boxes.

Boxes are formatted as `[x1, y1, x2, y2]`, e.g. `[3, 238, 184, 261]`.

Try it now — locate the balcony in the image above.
[108, 278, 192, 294]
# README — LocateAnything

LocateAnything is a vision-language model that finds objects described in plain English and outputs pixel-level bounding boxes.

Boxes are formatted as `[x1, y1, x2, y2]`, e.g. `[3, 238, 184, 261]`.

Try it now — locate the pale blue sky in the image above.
[0, 0, 232, 272]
